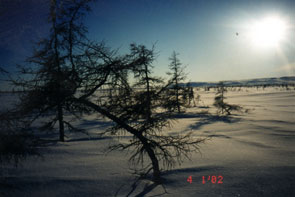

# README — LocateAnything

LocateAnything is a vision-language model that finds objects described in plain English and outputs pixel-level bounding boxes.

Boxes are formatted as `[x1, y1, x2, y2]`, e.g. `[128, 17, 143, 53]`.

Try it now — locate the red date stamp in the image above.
[202, 175, 223, 184]
[187, 175, 223, 184]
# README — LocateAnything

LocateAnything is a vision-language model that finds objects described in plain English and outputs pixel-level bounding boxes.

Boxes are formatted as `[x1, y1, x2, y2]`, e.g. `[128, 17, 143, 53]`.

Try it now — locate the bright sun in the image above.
[249, 16, 287, 48]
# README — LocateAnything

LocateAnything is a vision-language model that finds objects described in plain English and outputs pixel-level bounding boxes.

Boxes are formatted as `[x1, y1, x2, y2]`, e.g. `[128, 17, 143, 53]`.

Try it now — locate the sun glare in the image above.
[249, 16, 287, 48]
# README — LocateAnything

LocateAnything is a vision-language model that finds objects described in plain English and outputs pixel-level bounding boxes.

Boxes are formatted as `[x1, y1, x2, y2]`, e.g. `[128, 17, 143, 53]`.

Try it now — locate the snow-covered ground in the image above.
[1, 87, 295, 196]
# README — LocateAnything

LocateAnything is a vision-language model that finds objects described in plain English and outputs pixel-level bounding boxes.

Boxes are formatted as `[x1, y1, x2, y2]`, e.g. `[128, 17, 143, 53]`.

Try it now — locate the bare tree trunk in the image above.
[57, 103, 65, 142]
[176, 86, 180, 113]
[137, 133, 161, 182]
[74, 98, 161, 182]
[52, 0, 65, 142]
[221, 88, 224, 114]
[144, 144, 161, 182]
[144, 63, 152, 120]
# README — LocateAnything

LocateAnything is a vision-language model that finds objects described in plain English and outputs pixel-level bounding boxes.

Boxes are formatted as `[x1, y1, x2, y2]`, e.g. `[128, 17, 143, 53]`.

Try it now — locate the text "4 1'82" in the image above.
[187, 175, 223, 184]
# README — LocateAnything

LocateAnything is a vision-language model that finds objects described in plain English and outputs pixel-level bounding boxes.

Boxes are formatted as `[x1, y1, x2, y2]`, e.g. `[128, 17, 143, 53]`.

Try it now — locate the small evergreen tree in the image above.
[214, 82, 242, 115]
[183, 82, 196, 107]
[166, 51, 187, 113]
[129, 44, 163, 121]
[214, 82, 226, 114]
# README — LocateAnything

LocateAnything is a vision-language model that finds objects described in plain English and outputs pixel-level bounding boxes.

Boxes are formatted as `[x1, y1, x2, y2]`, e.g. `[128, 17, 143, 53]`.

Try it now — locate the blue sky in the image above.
[0, 0, 294, 86]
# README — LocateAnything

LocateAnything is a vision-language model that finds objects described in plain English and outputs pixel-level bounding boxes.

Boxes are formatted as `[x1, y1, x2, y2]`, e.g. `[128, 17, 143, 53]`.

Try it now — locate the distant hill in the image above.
[185, 76, 295, 87]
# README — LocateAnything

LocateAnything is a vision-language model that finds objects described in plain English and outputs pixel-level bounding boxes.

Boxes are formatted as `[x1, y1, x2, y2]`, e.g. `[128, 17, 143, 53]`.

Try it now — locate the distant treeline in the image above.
[181, 76, 295, 88]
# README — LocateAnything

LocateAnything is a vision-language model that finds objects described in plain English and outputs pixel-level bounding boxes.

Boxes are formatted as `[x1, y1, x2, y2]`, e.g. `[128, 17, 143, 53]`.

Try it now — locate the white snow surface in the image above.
[1, 87, 295, 196]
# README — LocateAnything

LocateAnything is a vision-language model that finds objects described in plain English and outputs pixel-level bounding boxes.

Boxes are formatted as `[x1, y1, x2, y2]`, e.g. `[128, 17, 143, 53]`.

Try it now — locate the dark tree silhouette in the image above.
[183, 82, 196, 107]
[129, 44, 164, 121]
[214, 82, 242, 115]
[0, 68, 39, 167]
[166, 51, 187, 113]
[9, 0, 205, 184]
[12, 0, 93, 141]
[214, 82, 226, 114]
[68, 44, 205, 183]
[0, 67, 8, 74]
[0, 111, 39, 167]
